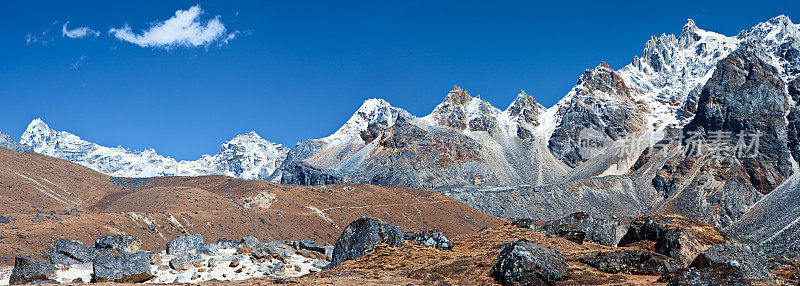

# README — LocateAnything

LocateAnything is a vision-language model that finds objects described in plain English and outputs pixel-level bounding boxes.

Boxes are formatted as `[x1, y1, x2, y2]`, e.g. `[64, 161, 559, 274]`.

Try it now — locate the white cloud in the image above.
[109, 5, 238, 49]
[62, 22, 100, 39]
[25, 27, 53, 46]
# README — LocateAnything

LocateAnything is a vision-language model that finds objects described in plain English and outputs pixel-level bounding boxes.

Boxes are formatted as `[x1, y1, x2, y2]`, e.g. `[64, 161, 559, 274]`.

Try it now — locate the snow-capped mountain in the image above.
[19, 118, 289, 181]
[0, 131, 32, 153]
[281, 86, 569, 189]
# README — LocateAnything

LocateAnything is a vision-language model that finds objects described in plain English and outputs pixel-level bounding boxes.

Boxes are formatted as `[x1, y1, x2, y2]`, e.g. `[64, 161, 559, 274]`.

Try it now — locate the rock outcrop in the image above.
[328, 217, 404, 268]
[617, 215, 725, 265]
[166, 233, 204, 255]
[94, 235, 142, 254]
[49, 239, 97, 266]
[690, 243, 772, 279]
[581, 250, 682, 275]
[92, 249, 154, 283]
[539, 212, 628, 247]
[492, 241, 570, 285]
[549, 63, 648, 168]
[9, 257, 56, 285]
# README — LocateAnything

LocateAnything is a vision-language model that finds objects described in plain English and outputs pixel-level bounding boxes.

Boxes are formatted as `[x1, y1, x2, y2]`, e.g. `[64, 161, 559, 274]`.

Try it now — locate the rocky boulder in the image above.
[92, 249, 154, 283]
[690, 243, 772, 279]
[404, 231, 454, 250]
[166, 233, 203, 255]
[581, 250, 682, 275]
[617, 215, 725, 265]
[492, 241, 570, 285]
[298, 239, 326, 254]
[328, 217, 403, 268]
[540, 212, 627, 247]
[94, 235, 142, 254]
[9, 257, 56, 285]
[49, 239, 97, 266]
[657, 264, 749, 286]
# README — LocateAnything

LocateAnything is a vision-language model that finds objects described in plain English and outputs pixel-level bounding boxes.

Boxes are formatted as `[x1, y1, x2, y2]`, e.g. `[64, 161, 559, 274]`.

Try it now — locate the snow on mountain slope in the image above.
[618, 19, 739, 128]
[281, 86, 569, 189]
[19, 119, 288, 181]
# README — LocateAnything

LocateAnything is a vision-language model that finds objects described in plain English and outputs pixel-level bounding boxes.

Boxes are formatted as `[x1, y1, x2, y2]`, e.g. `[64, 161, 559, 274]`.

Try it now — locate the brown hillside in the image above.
[0, 147, 504, 265]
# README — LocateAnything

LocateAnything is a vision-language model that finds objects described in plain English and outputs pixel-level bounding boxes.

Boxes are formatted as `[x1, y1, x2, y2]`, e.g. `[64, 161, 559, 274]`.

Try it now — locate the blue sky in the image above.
[1, 0, 798, 160]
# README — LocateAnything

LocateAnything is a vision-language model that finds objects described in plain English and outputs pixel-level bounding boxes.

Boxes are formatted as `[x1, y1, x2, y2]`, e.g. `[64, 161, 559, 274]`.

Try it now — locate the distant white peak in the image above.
[24, 118, 52, 136]
[322, 98, 408, 143]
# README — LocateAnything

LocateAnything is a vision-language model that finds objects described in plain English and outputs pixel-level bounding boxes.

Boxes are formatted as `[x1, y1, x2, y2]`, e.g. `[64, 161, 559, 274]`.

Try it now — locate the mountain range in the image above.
[4, 15, 800, 259]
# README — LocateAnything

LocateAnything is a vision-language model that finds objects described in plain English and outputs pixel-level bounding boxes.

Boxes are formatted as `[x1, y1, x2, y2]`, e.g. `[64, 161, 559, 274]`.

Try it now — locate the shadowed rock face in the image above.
[617, 215, 725, 266]
[690, 243, 772, 279]
[684, 48, 792, 194]
[581, 250, 682, 276]
[549, 63, 648, 168]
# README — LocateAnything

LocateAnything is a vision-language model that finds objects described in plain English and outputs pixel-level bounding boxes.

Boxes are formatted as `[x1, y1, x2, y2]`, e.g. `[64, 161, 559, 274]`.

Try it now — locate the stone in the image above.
[617, 215, 724, 265]
[94, 235, 142, 254]
[92, 249, 154, 283]
[690, 243, 772, 278]
[9, 257, 56, 285]
[492, 241, 570, 285]
[0, 216, 10, 224]
[49, 239, 97, 266]
[312, 260, 330, 269]
[272, 262, 287, 276]
[328, 217, 404, 268]
[510, 218, 535, 229]
[298, 239, 326, 254]
[199, 243, 219, 255]
[404, 231, 454, 250]
[169, 254, 198, 271]
[581, 250, 682, 275]
[166, 233, 204, 255]
[540, 212, 628, 246]
[241, 236, 259, 248]
[657, 264, 749, 286]
[215, 238, 242, 249]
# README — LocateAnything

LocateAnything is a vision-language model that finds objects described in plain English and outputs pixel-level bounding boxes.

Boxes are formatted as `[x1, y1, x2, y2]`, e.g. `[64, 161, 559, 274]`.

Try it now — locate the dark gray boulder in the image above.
[581, 250, 682, 275]
[492, 241, 570, 285]
[690, 243, 772, 279]
[49, 239, 97, 265]
[617, 215, 725, 265]
[328, 217, 404, 268]
[298, 239, 326, 254]
[657, 264, 749, 286]
[166, 233, 203, 255]
[92, 249, 153, 283]
[214, 238, 242, 249]
[540, 212, 627, 247]
[9, 257, 56, 285]
[94, 235, 142, 254]
[404, 231, 453, 250]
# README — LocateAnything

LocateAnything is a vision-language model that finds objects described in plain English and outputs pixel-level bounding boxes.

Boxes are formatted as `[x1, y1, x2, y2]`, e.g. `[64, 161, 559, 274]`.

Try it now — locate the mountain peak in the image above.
[683, 19, 698, 31]
[25, 118, 51, 134]
[443, 86, 474, 106]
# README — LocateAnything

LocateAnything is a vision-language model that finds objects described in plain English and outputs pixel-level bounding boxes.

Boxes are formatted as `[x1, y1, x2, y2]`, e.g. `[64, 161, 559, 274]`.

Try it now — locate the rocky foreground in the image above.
[4, 214, 798, 285]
